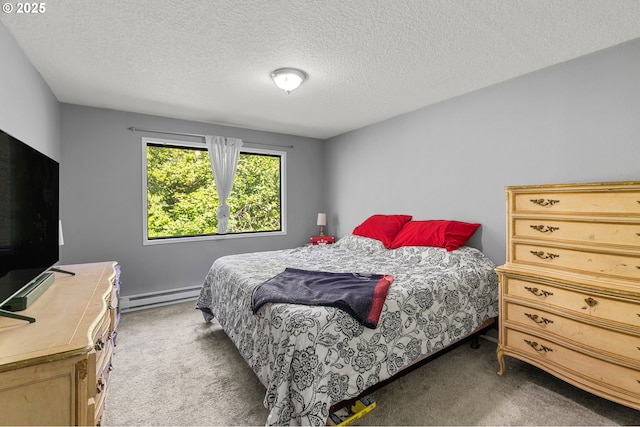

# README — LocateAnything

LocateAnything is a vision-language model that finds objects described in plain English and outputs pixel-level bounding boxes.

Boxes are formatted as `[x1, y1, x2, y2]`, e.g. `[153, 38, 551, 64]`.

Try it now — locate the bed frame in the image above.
[328, 317, 496, 414]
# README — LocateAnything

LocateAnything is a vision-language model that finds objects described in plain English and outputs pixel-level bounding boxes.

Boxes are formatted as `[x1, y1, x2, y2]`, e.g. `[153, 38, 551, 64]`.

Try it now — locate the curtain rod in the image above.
[127, 127, 293, 149]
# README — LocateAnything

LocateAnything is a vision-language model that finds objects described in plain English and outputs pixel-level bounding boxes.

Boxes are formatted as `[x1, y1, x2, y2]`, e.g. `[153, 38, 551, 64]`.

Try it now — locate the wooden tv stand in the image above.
[0, 262, 120, 426]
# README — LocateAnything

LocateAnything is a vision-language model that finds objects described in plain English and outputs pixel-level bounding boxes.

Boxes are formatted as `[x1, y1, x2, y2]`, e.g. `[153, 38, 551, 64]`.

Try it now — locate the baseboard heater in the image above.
[120, 285, 201, 312]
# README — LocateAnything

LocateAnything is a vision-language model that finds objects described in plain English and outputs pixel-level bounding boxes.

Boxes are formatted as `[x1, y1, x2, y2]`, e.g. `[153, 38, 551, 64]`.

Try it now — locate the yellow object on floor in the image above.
[328, 397, 376, 426]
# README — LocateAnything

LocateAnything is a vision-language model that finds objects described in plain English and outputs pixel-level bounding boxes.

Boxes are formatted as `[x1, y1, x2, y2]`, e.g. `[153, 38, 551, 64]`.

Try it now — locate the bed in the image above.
[196, 223, 499, 426]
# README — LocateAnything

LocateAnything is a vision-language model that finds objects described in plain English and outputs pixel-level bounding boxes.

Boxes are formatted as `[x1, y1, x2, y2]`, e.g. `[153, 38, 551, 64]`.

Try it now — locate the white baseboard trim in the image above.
[479, 334, 498, 344]
[120, 285, 201, 312]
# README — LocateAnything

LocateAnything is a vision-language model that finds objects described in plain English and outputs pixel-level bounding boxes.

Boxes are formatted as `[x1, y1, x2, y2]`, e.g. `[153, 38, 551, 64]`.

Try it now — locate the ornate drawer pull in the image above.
[530, 250, 559, 260]
[584, 297, 598, 308]
[530, 199, 560, 207]
[524, 339, 554, 353]
[525, 313, 554, 324]
[97, 378, 105, 394]
[94, 339, 104, 351]
[530, 225, 560, 233]
[524, 286, 554, 297]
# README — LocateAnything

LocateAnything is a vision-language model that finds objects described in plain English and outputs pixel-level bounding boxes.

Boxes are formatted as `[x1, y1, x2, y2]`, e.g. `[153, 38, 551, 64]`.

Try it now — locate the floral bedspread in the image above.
[196, 235, 498, 426]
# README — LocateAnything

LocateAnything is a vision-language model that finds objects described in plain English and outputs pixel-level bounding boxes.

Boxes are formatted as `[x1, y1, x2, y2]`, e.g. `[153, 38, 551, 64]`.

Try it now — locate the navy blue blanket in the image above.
[252, 267, 393, 328]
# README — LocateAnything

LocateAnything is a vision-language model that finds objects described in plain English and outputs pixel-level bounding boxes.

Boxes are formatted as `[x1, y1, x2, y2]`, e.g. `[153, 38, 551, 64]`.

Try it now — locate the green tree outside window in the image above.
[146, 143, 282, 239]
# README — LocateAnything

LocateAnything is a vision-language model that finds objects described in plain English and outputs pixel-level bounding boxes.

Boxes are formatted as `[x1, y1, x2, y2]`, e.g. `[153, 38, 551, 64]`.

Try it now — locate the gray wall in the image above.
[325, 38, 640, 265]
[59, 104, 325, 297]
[0, 22, 60, 160]
[1, 17, 326, 299]
[4, 14, 639, 295]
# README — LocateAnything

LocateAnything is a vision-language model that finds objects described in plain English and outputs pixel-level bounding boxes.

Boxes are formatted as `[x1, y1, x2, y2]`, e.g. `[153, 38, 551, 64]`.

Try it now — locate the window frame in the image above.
[141, 137, 287, 245]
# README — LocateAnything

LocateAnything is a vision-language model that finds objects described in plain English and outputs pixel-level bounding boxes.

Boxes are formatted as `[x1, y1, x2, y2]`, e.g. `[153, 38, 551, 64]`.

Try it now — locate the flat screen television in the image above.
[0, 128, 59, 320]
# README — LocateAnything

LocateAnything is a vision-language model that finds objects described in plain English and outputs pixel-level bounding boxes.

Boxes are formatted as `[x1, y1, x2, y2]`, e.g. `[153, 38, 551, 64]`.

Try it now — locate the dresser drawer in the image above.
[501, 276, 640, 327]
[93, 352, 112, 426]
[504, 328, 640, 399]
[92, 314, 111, 366]
[513, 218, 640, 248]
[109, 269, 121, 333]
[109, 304, 120, 335]
[513, 190, 640, 215]
[505, 302, 640, 361]
[95, 400, 105, 427]
[95, 351, 112, 407]
[513, 243, 640, 280]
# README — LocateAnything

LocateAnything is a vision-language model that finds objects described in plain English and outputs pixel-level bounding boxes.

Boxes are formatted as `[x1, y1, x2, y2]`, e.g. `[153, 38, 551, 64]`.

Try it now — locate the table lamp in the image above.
[317, 213, 326, 236]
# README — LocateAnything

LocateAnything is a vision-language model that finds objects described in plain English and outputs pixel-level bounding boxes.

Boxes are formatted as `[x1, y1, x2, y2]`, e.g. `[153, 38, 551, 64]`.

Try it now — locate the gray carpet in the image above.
[104, 301, 639, 426]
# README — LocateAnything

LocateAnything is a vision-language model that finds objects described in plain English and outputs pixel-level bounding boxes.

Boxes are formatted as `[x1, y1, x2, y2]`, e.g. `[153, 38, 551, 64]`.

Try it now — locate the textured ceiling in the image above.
[2, 0, 640, 139]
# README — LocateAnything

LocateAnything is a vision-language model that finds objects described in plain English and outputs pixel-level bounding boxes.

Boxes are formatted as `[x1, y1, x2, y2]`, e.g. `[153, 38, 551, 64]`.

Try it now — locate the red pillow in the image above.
[352, 214, 413, 248]
[389, 220, 480, 251]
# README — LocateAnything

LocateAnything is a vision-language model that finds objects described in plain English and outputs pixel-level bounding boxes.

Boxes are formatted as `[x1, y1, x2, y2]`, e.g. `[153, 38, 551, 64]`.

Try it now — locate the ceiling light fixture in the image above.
[270, 68, 308, 94]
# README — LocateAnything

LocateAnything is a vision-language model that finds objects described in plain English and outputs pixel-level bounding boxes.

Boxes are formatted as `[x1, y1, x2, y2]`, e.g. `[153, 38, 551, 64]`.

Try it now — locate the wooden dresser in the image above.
[0, 262, 120, 426]
[496, 181, 640, 410]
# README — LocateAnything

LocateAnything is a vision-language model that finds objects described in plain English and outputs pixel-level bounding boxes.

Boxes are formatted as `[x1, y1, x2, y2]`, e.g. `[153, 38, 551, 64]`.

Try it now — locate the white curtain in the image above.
[204, 135, 243, 234]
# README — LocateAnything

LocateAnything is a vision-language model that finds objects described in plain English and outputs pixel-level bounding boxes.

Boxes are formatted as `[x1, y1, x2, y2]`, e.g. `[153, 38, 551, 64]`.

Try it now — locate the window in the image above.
[142, 137, 286, 244]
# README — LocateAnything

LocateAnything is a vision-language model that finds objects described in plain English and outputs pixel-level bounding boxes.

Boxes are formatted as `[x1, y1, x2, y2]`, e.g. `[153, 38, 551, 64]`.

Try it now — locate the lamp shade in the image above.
[317, 213, 326, 226]
[271, 68, 307, 93]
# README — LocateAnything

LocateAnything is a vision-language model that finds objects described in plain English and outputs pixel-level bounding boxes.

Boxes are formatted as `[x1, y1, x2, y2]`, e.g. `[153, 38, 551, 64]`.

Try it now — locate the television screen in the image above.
[0, 129, 59, 309]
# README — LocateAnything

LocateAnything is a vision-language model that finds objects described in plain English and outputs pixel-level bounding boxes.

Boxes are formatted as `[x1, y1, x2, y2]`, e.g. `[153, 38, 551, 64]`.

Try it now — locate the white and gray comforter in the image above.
[196, 235, 498, 426]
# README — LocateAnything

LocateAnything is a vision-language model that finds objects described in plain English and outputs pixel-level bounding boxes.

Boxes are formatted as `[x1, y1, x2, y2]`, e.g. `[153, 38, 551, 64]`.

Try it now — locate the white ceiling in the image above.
[2, 0, 640, 140]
